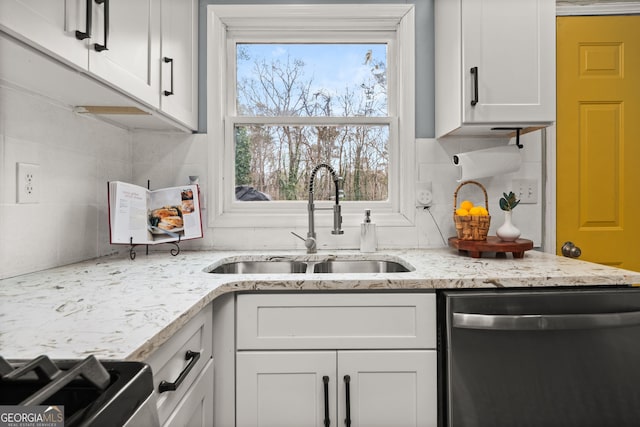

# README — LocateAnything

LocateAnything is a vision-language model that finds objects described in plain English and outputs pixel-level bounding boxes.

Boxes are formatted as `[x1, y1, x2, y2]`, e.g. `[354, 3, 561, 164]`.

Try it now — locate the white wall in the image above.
[416, 132, 543, 249]
[0, 86, 132, 279]
[131, 131, 543, 252]
[0, 85, 542, 278]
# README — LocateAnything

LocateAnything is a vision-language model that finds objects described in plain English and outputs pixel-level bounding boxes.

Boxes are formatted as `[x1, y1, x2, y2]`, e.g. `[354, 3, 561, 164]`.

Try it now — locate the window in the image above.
[207, 4, 415, 228]
[236, 42, 389, 202]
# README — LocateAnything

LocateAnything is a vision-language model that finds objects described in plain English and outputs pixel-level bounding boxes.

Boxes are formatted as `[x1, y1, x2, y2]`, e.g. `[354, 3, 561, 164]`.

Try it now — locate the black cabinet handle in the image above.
[75, 0, 92, 40]
[158, 350, 200, 393]
[94, 0, 109, 52]
[470, 66, 479, 106]
[163, 57, 175, 96]
[344, 375, 352, 427]
[323, 376, 331, 427]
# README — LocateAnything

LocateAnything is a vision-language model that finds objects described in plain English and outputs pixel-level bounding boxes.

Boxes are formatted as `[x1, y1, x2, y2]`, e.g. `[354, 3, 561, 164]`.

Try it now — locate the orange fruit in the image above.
[455, 208, 469, 216]
[469, 206, 484, 216]
[460, 200, 474, 211]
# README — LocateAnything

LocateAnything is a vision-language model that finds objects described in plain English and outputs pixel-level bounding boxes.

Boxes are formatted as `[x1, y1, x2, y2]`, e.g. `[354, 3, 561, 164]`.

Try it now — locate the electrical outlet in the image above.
[416, 181, 433, 207]
[17, 162, 40, 204]
[512, 178, 537, 204]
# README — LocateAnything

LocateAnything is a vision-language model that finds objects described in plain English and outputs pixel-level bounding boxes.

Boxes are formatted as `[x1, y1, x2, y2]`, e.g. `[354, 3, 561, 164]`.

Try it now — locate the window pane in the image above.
[235, 125, 388, 201]
[237, 43, 387, 117]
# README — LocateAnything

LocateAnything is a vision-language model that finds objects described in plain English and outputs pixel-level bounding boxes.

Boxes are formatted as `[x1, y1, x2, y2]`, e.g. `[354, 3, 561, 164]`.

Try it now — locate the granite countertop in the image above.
[1, 248, 639, 361]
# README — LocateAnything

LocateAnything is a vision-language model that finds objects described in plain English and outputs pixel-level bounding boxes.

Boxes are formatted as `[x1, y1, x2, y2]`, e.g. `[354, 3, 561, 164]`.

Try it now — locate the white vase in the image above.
[496, 211, 521, 242]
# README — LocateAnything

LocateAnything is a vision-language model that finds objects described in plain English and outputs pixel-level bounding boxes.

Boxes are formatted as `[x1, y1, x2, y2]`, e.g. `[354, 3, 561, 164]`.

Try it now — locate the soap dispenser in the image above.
[360, 209, 377, 253]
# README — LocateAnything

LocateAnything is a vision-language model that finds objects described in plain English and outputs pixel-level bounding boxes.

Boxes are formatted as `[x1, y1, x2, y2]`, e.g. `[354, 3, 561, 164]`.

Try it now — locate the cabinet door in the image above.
[160, 0, 198, 129]
[461, 0, 555, 123]
[146, 304, 213, 425]
[0, 0, 87, 68]
[236, 351, 336, 427]
[88, 0, 160, 107]
[163, 359, 214, 427]
[337, 350, 437, 427]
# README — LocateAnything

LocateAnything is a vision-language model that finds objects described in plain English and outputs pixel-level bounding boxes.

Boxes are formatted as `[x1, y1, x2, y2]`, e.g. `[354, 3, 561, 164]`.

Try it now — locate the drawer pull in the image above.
[158, 350, 200, 393]
[323, 376, 331, 427]
[344, 375, 352, 427]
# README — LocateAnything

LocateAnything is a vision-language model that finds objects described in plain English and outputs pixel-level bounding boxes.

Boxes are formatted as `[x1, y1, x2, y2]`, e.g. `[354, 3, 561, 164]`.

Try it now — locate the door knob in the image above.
[562, 241, 582, 258]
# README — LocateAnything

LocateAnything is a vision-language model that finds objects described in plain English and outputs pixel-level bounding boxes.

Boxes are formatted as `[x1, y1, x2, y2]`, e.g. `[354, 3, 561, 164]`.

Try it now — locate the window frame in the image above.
[207, 4, 416, 229]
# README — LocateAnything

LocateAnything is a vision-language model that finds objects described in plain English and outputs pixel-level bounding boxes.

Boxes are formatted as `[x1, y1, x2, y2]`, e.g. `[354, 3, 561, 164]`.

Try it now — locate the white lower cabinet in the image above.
[163, 359, 214, 427]
[337, 350, 436, 427]
[236, 351, 335, 427]
[145, 303, 214, 427]
[234, 293, 438, 427]
[236, 350, 436, 427]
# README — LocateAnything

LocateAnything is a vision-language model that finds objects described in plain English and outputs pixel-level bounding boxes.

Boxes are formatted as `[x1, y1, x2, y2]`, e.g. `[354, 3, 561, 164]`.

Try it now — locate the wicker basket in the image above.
[453, 180, 491, 241]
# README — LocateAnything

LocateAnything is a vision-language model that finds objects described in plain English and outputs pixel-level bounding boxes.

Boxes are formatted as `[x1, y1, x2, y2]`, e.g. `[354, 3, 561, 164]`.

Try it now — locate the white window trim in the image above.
[206, 4, 415, 230]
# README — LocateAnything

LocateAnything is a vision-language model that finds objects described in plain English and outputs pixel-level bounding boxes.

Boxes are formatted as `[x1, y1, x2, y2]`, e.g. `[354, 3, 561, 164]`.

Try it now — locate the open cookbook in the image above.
[108, 181, 203, 245]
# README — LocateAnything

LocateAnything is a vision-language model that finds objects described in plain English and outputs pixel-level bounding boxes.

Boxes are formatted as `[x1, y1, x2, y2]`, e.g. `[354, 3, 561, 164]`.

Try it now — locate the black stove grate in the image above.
[0, 355, 155, 427]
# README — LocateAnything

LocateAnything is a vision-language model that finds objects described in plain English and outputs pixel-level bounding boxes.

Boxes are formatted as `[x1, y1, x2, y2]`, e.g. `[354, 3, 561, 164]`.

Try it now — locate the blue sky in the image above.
[237, 43, 387, 97]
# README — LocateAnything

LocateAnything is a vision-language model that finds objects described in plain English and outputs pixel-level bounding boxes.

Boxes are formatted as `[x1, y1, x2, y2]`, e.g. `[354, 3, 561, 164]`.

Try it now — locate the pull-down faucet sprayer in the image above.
[292, 163, 343, 253]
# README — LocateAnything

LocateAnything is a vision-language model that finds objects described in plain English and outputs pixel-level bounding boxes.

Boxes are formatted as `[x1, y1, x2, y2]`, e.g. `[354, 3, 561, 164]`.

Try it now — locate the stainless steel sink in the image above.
[312, 259, 411, 273]
[208, 257, 412, 274]
[209, 260, 308, 274]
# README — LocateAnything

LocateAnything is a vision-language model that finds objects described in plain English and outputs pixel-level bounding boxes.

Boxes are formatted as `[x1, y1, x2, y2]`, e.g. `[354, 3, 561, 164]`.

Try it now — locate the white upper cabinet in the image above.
[0, 0, 88, 68]
[159, 0, 198, 129]
[435, 0, 555, 138]
[87, 0, 161, 107]
[0, 0, 198, 131]
[0, 0, 160, 107]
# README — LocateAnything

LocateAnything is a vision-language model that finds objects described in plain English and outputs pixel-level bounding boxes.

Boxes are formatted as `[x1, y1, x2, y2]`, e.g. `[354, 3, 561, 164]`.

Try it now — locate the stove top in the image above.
[0, 355, 156, 427]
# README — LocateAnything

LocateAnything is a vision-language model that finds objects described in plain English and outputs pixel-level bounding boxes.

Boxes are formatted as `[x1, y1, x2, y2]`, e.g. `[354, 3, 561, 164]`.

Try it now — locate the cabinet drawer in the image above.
[163, 359, 214, 427]
[237, 293, 436, 349]
[145, 304, 213, 425]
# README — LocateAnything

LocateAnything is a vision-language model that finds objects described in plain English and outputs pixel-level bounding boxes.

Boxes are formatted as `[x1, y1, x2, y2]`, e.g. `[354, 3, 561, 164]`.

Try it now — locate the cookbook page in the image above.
[108, 181, 152, 244]
[148, 184, 202, 242]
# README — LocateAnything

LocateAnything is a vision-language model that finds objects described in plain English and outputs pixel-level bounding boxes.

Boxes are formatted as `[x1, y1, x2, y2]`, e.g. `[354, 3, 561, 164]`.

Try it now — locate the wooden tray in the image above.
[448, 236, 533, 259]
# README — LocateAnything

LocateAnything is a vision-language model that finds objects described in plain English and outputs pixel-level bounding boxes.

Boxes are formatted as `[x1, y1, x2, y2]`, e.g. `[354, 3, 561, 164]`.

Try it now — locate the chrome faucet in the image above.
[292, 163, 344, 253]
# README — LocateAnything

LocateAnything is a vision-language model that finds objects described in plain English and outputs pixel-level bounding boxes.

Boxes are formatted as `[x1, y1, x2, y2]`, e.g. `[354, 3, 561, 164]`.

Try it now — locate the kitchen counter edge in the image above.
[1, 248, 639, 361]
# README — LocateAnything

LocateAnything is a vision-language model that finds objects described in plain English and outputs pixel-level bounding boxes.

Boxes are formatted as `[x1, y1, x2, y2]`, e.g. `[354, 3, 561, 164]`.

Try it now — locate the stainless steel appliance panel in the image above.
[440, 287, 640, 427]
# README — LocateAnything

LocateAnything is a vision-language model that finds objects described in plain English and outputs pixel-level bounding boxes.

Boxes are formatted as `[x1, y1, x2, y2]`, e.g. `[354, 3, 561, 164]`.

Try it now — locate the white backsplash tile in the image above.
[1, 203, 59, 274]
[0, 134, 4, 209]
[127, 134, 543, 252]
[57, 204, 99, 265]
[0, 84, 544, 278]
[0, 86, 132, 279]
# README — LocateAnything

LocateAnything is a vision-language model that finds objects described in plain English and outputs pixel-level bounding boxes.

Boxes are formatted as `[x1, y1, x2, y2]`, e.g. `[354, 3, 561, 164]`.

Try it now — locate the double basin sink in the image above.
[208, 256, 413, 274]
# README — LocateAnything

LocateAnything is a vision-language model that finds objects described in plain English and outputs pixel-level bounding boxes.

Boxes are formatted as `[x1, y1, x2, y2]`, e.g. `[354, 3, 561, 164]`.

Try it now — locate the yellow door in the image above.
[557, 16, 640, 271]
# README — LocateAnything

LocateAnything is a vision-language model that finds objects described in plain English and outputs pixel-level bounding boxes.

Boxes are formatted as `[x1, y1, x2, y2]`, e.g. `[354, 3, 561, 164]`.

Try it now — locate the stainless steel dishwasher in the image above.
[439, 287, 640, 427]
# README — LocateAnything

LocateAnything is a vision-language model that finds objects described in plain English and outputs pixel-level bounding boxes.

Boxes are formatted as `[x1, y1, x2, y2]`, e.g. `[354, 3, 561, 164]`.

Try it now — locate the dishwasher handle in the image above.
[452, 310, 640, 331]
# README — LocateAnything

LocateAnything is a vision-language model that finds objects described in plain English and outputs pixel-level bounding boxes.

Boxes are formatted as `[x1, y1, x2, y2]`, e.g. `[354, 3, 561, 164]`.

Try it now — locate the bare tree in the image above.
[236, 46, 389, 201]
